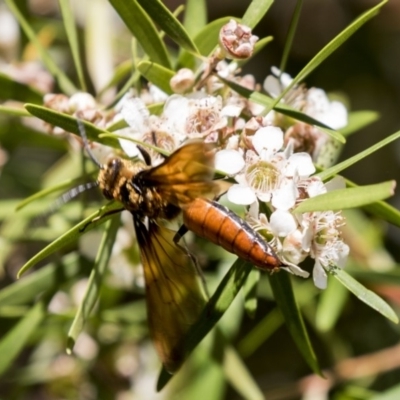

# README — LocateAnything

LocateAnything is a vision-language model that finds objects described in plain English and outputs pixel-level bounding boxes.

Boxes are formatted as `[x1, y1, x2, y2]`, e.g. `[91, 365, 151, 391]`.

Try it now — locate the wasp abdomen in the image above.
[183, 198, 282, 270]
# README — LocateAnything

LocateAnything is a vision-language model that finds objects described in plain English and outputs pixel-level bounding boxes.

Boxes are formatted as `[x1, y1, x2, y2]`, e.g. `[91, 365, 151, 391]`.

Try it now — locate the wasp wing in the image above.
[133, 217, 207, 373]
[140, 142, 217, 206]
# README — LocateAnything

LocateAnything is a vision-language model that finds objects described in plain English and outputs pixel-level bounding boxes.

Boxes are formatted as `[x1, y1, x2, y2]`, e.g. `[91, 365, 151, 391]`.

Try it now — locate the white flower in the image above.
[215, 149, 245, 175]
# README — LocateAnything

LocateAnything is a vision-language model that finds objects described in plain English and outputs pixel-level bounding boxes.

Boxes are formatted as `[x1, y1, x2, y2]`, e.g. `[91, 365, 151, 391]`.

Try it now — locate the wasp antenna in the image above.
[54, 181, 99, 208]
[76, 119, 103, 169]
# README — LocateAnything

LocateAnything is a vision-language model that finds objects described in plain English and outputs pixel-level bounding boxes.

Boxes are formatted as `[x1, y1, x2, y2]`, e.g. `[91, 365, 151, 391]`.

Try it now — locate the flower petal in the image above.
[253, 126, 284, 157]
[227, 184, 257, 205]
[270, 210, 297, 236]
[215, 149, 245, 175]
[286, 152, 316, 177]
[121, 97, 149, 132]
[271, 181, 297, 210]
[313, 261, 327, 289]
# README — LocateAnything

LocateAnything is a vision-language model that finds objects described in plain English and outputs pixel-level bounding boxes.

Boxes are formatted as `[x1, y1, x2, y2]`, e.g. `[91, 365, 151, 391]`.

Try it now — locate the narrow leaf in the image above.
[243, 269, 260, 318]
[318, 129, 400, 181]
[315, 277, 349, 332]
[295, 181, 396, 213]
[17, 202, 122, 277]
[67, 216, 120, 352]
[183, 0, 207, 37]
[242, 0, 273, 29]
[109, 0, 171, 68]
[137, 61, 174, 94]
[332, 268, 398, 323]
[59, 0, 86, 90]
[137, 0, 198, 54]
[0, 253, 88, 306]
[24, 104, 119, 148]
[269, 272, 321, 374]
[220, 78, 345, 143]
[0, 72, 42, 103]
[224, 346, 264, 400]
[0, 105, 31, 117]
[0, 302, 45, 376]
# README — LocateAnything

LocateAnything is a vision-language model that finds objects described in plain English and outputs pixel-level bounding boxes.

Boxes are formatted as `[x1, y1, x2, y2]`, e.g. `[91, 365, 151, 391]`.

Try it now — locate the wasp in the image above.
[79, 124, 283, 373]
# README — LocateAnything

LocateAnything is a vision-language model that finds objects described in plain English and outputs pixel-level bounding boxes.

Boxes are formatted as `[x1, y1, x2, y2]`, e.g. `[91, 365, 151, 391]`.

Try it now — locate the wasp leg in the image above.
[173, 224, 189, 244]
[173, 224, 209, 297]
[79, 208, 124, 232]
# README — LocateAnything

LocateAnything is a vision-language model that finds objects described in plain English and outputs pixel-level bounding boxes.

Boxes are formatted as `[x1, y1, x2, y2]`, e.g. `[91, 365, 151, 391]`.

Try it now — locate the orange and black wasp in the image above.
[78, 122, 283, 373]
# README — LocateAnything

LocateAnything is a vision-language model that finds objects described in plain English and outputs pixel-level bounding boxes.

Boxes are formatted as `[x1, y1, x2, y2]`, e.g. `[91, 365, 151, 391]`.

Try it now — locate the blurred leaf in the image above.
[137, 61, 174, 94]
[99, 59, 133, 96]
[279, 0, 303, 72]
[269, 272, 321, 375]
[295, 181, 396, 213]
[0, 104, 31, 117]
[238, 307, 284, 358]
[370, 382, 400, 400]
[242, 0, 273, 28]
[0, 73, 42, 103]
[347, 268, 400, 286]
[157, 259, 253, 391]
[243, 269, 260, 318]
[137, 0, 198, 53]
[17, 202, 122, 277]
[316, 276, 349, 332]
[318, 129, 400, 181]
[5, 0, 77, 95]
[0, 253, 87, 306]
[67, 216, 120, 352]
[109, 0, 171, 68]
[220, 78, 345, 143]
[16, 177, 87, 210]
[24, 104, 119, 148]
[262, 0, 388, 115]
[340, 110, 380, 137]
[0, 301, 45, 376]
[183, 0, 207, 37]
[59, 0, 86, 91]
[224, 346, 264, 400]
[333, 268, 398, 323]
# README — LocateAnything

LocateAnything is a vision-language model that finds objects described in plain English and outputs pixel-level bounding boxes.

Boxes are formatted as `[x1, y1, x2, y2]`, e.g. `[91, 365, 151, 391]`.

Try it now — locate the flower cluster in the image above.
[37, 20, 349, 289]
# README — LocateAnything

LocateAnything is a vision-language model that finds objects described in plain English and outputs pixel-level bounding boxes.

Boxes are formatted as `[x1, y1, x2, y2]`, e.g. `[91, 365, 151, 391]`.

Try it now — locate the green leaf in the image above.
[0, 104, 31, 117]
[17, 202, 122, 277]
[220, 78, 345, 143]
[242, 0, 273, 28]
[0, 253, 88, 306]
[0, 72, 42, 103]
[137, 0, 198, 54]
[237, 307, 283, 358]
[157, 259, 253, 391]
[24, 104, 119, 148]
[0, 302, 45, 376]
[98, 59, 133, 96]
[295, 181, 396, 213]
[183, 0, 207, 37]
[370, 383, 400, 400]
[5, 0, 77, 95]
[109, 0, 171, 68]
[269, 272, 321, 375]
[67, 216, 120, 352]
[279, 0, 303, 72]
[315, 277, 349, 332]
[59, 0, 86, 91]
[332, 268, 398, 323]
[318, 128, 400, 181]
[137, 61, 174, 94]
[243, 269, 260, 318]
[16, 177, 87, 210]
[224, 346, 264, 400]
[340, 110, 380, 137]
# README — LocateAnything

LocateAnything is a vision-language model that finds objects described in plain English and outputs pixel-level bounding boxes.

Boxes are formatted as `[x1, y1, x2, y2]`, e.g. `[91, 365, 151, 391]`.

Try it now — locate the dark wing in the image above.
[140, 142, 218, 206]
[134, 217, 207, 373]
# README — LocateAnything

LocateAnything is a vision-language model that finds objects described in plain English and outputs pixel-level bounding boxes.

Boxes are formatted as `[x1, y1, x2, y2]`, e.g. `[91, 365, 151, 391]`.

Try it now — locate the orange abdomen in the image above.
[182, 198, 282, 270]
